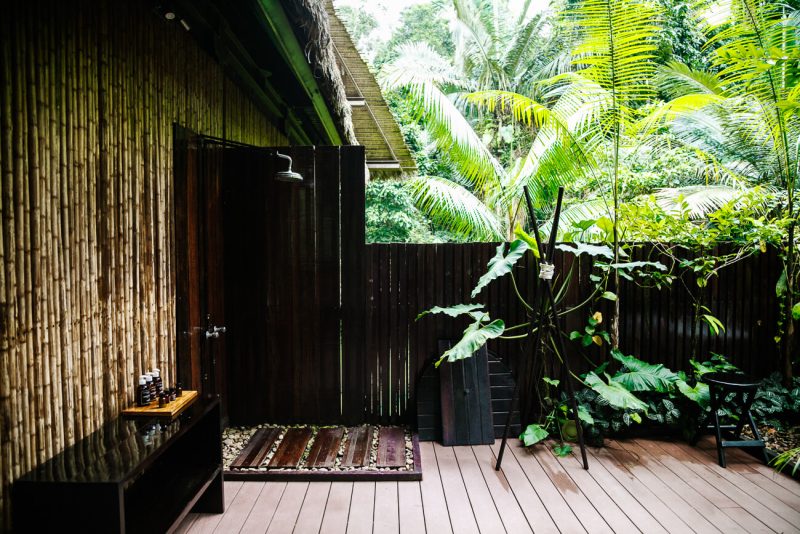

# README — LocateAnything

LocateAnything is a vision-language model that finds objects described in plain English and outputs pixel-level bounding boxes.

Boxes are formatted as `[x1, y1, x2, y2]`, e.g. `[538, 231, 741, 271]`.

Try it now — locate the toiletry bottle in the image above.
[152, 368, 163, 395]
[137, 376, 150, 406]
[145, 373, 155, 400]
[176, 382, 183, 397]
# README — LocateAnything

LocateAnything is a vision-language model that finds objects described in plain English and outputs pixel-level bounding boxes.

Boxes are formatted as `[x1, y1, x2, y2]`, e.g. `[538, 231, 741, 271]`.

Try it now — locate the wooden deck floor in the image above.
[178, 437, 800, 533]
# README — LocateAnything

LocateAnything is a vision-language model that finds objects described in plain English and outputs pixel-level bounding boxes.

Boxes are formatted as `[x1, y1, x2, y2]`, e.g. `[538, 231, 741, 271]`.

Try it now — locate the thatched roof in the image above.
[280, 0, 358, 145]
[324, 0, 417, 176]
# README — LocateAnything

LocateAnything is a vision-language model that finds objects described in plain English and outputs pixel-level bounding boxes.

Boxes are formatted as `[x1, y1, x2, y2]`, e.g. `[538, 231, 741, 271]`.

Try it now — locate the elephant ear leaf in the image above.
[471, 240, 528, 298]
[585, 372, 648, 412]
[556, 242, 614, 259]
[520, 424, 548, 446]
[610, 350, 679, 393]
[513, 225, 540, 259]
[676, 379, 710, 409]
[436, 314, 505, 367]
[416, 303, 485, 321]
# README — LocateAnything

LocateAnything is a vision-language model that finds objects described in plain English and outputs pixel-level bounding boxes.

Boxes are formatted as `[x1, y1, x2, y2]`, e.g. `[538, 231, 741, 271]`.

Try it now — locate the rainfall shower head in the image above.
[274, 152, 303, 182]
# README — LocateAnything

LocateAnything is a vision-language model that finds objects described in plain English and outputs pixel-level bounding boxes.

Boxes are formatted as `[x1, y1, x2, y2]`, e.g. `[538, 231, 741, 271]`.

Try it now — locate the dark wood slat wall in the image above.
[357, 243, 782, 424]
[0, 1, 287, 528]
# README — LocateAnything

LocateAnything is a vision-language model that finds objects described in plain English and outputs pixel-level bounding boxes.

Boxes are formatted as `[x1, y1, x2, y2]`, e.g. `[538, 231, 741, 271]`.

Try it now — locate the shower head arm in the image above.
[276, 151, 294, 172]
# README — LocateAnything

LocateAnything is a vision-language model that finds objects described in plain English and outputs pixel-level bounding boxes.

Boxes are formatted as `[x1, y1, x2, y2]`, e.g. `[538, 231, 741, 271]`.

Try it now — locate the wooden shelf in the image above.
[122, 390, 198, 419]
[13, 397, 223, 533]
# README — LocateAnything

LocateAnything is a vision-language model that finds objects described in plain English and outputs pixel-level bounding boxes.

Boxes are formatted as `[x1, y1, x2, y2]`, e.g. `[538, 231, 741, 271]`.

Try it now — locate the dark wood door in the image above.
[176, 135, 366, 426]
[174, 127, 229, 423]
[221, 145, 366, 425]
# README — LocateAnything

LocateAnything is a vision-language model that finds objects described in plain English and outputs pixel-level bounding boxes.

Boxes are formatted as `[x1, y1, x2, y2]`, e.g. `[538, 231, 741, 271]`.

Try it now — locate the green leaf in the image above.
[601, 291, 618, 301]
[569, 331, 583, 341]
[701, 314, 726, 335]
[585, 372, 649, 412]
[416, 303, 485, 321]
[791, 302, 800, 321]
[596, 216, 614, 236]
[556, 242, 614, 259]
[543, 377, 560, 387]
[471, 240, 528, 298]
[578, 405, 594, 425]
[436, 314, 505, 367]
[552, 443, 573, 457]
[513, 225, 540, 259]
[777, 271, 788, 298]
[610, 350, 680, 393]
[629, 413, 642, 424]
[607, 261, 668, 272]
[676, 379, 710, 409]
[520, 424, 549, 446]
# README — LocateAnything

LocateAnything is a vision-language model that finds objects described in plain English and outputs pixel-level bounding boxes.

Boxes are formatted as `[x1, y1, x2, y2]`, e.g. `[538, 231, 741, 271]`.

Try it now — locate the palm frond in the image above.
[655, 185, 745, 219]
[381, 43, 506, 189]
[567, 0, 662, 104]
[655, 61, 724, 99]
[408, 175, 505, 240]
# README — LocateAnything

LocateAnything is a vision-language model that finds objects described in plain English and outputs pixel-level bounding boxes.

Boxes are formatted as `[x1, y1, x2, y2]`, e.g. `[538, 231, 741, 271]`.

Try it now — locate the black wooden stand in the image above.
[495, 186, 589, 471]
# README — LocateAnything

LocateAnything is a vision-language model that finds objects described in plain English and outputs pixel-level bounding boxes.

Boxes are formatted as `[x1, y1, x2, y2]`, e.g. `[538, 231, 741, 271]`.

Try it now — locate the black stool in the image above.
[695, 372, 767, 467]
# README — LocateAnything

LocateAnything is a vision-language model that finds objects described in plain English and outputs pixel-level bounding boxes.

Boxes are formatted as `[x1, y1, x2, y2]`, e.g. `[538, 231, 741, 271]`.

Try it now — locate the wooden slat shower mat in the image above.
[225, 425, 421, 481]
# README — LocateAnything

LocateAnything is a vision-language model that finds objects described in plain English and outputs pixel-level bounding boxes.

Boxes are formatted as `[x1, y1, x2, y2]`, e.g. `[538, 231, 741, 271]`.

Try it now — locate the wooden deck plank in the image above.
[471, 444, 533, 534]
[269, 427, 313, 468]
[723, 506, 775, 534]
[265, 482, 309, 534]
[696, 436, 800, 503]
[741, 471, 800, 508]
[508, 440, 588, 533]
[452, 446, 506, 533]
[605, 439, 722, 533]
[306, 427, 344, 468]
[398, 482, 425, 534]
[587, 445, 694, 534]
[549, 444, 640, 534]
[655, 440, 788, 534]
[633, 439, 738, 509]
[531, 444, 614, 534]
[175, 438, 799, 534]
[689, 439, 800, 523]
[320, 482, 353, 534]
[377, 427, 406, 468]
[616, 439, 743, 532]
[341, 426, 372, 468]
[188, 481, 243, 534]
[293, 481, 331, 533]
[666, 440, 800, 531]
[433, 442, 481, 534]
[346, 482, 375, 534]
[418, 442, 455, 534]
[230, 427, 281, 468]
[212, 482, 265, 534]
[240, 482, 287, 534]
[373, 482, 400, 533]
[563, 445, 667, 534]
[488, 440, 559, 534]
[711, 442, 800, 498]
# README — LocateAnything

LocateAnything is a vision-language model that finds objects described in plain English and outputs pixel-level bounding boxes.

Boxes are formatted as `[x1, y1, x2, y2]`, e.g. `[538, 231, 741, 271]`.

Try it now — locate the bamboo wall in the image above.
[0, 1, 287, 528]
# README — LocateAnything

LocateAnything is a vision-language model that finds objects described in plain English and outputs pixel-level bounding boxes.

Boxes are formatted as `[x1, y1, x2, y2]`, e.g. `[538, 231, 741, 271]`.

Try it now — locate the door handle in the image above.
[206, 326, 227, 339]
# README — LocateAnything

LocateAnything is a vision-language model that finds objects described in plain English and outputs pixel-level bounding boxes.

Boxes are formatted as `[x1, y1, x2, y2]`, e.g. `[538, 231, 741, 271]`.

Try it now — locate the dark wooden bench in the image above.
[13, 397, 223, 533]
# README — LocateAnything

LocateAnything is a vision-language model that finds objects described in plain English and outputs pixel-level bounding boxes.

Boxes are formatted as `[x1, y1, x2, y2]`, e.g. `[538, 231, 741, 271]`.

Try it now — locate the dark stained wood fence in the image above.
[357, 243, 782, 425]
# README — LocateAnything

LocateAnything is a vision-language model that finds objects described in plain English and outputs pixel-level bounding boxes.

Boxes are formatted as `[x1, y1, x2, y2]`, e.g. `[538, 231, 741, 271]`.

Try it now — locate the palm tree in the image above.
[380, 0, 562, 241]
[648, 0, 800, 379]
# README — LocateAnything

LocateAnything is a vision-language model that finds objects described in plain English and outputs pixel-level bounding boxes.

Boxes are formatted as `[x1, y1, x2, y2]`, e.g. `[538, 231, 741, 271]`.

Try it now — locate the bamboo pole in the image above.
[0, 8, 14, 528]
